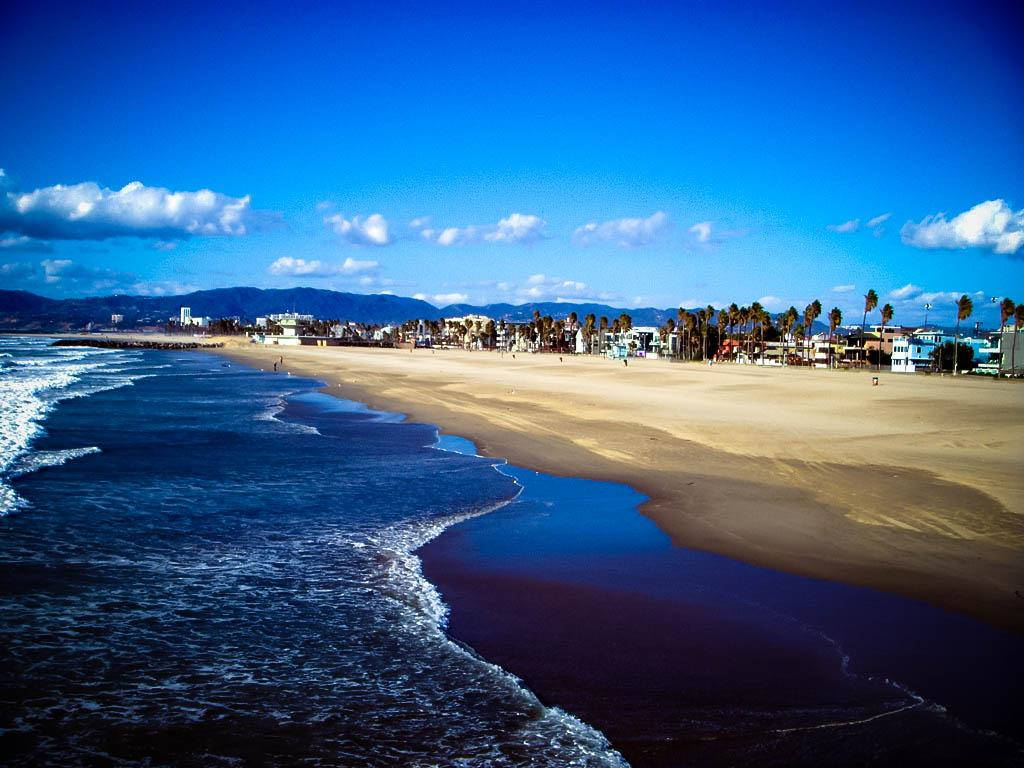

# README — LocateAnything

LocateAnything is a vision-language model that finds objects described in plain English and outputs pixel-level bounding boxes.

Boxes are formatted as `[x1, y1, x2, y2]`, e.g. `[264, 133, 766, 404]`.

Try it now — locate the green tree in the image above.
[932, 341, 974, 373]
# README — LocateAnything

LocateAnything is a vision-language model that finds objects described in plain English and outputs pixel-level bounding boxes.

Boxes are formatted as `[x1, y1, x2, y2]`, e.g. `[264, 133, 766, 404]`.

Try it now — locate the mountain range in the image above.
[0, 287, 687, 330]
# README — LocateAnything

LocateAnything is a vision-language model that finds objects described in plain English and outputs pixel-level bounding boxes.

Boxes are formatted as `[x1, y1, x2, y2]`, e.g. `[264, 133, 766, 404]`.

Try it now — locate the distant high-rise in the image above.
[180, 307, 192, 325]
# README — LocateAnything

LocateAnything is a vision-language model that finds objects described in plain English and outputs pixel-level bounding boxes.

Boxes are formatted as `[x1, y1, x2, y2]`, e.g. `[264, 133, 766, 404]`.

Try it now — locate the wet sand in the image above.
[207, 340, 1023, 630]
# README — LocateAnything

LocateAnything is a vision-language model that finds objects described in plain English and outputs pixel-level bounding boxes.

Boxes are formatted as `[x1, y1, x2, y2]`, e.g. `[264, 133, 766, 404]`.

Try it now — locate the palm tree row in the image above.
[429, 291, 1020, 372]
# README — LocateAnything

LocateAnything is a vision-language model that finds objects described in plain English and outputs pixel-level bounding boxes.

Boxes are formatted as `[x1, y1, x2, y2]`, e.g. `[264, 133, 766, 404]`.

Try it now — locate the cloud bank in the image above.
[901, 199, 1023, 255]
[414, 213, 546, 246]
[324, 213, 391, 246]
[268, 256, 379, 277]
[0, 170, 254, 240]
[574, 211, 668, 247]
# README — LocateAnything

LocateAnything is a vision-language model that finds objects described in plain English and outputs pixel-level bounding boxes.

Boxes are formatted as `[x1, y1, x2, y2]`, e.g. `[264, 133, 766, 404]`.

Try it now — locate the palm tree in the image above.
[862, 289, 878, 363]
[728, 303, 740, 342]
[778, 306, 796, 365]
[953, 295, 972, 375]
[664, 317, 676, 358]
[803, 300, 821, 365]
[748, 301, 764, 362]
[599, 316, 608, 353]
[584, 313, 596, 353]
[877, 303, 893, 371]
[998, 299, 1015, 373]
[828, 307, 842, 369]
[682, 310, 696, 360]
[717, 309, 728, 359]
[676, 307, 688, 360]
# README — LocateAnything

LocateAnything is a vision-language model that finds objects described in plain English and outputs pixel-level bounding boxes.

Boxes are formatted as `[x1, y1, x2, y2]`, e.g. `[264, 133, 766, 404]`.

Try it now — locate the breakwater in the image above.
[51, 338, 224, 350]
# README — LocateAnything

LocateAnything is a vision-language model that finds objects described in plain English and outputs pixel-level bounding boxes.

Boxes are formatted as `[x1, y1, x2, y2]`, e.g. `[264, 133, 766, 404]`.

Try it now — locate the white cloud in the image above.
[324, 213, 391, 246]
[0, 261, 36, 278]
[574, 211, 669, 247]
[757, 295, 784, 311]
[689, 221, 712, 243]
[889, 283, 921, 299]
[41, 258, 73, 284]
[0, 172, 254, 240]
[129, 279, 201, 296]
[901, 199, 1023, 255]
[267, 256, 379, 277]
[0, 234, 52, 253]
[434, 292, 469, 304]
[341, 256, 378, 273]
[415, 213, 546, 246]
[832, 284, 856, 293]
[35, 258, 137, 292]
[412, 291, 469, 304]
[866, 212, 891, 228]
[827, 219, 860, 233]
[268, 257, 330, 276]
[483, 213, 545, 244]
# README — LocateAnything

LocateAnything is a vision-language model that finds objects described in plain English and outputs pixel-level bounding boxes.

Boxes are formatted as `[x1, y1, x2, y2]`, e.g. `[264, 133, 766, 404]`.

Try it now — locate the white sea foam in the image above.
[0, 340, 148, 515]
[9, 446, 102, 478]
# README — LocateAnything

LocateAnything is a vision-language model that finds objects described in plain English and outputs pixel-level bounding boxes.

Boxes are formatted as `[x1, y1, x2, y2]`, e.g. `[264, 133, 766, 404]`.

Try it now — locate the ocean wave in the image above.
[254, 397, 321, 435]
[8, 447, 101, 481]
[0, 344, 147, 515]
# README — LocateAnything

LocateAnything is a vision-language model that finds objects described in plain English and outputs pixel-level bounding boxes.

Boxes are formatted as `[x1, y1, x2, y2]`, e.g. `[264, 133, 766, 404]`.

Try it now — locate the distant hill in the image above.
[0, 287, 687, 329]
[0, 286, 839, 332]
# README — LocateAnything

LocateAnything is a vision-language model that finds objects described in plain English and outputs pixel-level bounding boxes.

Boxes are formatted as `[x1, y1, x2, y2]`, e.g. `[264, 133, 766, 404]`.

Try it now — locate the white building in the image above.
[891, 335, 937, 373]
[110, 314, 123, 325]
[179, 307, 192, 325]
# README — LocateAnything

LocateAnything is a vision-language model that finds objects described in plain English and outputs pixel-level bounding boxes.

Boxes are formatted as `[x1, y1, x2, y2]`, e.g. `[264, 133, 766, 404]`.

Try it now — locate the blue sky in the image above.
[1, 0, 1021, 324]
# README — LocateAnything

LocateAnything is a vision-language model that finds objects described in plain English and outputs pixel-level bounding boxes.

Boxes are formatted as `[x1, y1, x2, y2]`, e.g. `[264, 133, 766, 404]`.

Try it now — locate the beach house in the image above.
[890, 335, 937, 373]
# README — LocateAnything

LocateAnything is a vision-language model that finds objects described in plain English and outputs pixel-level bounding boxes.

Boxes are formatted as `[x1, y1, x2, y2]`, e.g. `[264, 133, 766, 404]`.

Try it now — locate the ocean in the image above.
[0, 336, 1020, 766]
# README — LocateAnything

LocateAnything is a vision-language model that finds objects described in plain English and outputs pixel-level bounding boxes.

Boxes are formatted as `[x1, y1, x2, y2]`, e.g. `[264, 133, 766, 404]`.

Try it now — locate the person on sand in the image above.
[273, 362, 277, 372]
[624, 359, 628, 367]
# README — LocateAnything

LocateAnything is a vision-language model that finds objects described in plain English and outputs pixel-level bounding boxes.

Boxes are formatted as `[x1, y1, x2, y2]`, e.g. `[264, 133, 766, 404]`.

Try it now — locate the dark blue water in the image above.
[422, 442, 1024, 766]
[0, 340, 625, 766]
[1, 337, 1021, 767]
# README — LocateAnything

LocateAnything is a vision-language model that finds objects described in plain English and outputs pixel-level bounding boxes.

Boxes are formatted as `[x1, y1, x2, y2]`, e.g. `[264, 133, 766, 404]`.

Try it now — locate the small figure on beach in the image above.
[273, 362, 278, 372]
[623, 359, 628, 367]
[559, 357, 563, 363]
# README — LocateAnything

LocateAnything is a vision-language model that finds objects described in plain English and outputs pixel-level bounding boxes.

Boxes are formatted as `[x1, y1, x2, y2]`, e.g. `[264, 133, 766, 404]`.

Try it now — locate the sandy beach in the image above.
[207, 340, 1024, 630]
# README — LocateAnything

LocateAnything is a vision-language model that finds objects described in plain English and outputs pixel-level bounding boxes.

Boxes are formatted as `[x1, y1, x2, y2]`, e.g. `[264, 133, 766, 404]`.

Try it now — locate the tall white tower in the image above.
[180, 307, 192, 325]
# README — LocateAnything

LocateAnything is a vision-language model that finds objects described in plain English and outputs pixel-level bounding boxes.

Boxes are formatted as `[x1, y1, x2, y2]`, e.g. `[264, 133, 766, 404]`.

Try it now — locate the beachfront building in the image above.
[110, 313, 123, 325]
[180, 307, 191, 325]
[998, 325, 1023, 375]
[890, 335, 938, 373]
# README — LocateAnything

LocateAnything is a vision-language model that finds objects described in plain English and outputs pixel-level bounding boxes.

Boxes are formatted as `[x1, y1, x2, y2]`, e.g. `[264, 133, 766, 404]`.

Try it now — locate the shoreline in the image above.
[170, 339, 1022, 630]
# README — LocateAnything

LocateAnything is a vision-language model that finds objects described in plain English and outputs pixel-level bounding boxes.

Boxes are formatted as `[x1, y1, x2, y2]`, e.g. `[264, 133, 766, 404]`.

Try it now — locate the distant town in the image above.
[103, 293, 1024, 377]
